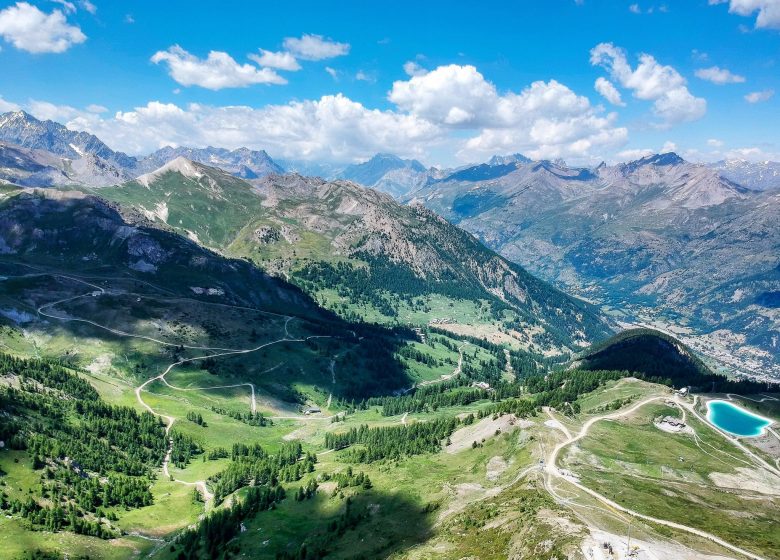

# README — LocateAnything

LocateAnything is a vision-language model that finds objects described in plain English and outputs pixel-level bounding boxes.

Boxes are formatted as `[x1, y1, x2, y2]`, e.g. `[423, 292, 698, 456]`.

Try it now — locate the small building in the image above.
[303, 407, 321, 415]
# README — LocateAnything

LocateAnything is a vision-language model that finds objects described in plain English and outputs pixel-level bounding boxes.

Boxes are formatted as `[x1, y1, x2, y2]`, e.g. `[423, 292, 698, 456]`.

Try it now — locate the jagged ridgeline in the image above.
[96, 159, 610, 353]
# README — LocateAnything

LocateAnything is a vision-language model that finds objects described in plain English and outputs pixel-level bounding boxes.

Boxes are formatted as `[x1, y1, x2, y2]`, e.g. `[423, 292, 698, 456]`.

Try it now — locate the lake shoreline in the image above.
[706, 399, 773, 438]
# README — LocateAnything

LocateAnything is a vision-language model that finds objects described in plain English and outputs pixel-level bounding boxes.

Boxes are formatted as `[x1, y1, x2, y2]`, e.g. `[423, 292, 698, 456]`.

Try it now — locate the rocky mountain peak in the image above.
[487, 153, 531, 166]
[339, 153, 427, 185]
[139, 145, 283, 178]
[136, 156, 206, 187]
[618, 152, 685, 175]
[0, 110, 137, 170]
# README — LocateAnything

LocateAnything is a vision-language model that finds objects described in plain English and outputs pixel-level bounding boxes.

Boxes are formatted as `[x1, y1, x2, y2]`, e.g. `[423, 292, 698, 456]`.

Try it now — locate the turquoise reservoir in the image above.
[706, 400, 772, 437]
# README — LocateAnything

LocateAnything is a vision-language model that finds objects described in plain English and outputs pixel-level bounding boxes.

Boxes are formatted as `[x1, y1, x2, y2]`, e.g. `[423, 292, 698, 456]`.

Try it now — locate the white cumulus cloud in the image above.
[724, 145, 780, 161]
[590, 42, 706, 126]
[27, 99, 85, 122]
[594, 77, 625, 106]
[80, 0, 96, 14]
[389, 64, 500, 127]
[151, 46, 287, 90]
[0, 96, 20, 112]
[616, 148, 655, 160]
[0, 1, 86, 53]
[355, 70, 376, 83]
[51, 0, 76, 14]
[6, 61, 631, 165]
[709, 0, 780, 30]
[248, 49, 301, 71]
[694, 66, 746, 84]
[388, 64, 627, 161]
[65, 96, 442, 162]
[282, 34, 349, 60]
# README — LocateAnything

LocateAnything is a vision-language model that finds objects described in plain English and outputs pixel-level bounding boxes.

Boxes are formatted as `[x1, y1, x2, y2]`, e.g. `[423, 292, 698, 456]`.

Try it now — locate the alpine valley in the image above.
[1, 109, 779, 560]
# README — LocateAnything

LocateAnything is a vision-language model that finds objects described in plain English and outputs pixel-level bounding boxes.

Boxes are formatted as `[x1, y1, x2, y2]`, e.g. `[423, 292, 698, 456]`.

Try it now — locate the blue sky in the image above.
[0, 0, 778, 166]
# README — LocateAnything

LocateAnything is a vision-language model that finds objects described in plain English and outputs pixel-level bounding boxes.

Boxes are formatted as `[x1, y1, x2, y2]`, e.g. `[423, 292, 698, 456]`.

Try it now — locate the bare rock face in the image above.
[244, 173, 608, 350]
[0, 110, 137, 171]
[708, 159, 780, 192]
[0, 188, 327, 319]
[127, 233, 169, 265]
[0, 141, 132, 188]
[139, 146, 283, 178]
[0, 111, 285, 188]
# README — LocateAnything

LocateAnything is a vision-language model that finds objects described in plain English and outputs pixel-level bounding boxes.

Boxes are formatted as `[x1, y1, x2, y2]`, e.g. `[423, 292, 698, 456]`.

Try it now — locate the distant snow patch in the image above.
[69, 143, 86, 157]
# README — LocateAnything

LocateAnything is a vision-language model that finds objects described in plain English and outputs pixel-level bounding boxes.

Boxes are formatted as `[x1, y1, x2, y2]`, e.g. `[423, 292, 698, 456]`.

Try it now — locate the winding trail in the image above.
[404, 343, 468, 394]
[544, 408, 572, 439]
[545, 395, 776, 560]
[134, 317, 334, 501]
[35, 277, 244, 352]
[13, 269, 343, 504]
[157, 361, 283, 415]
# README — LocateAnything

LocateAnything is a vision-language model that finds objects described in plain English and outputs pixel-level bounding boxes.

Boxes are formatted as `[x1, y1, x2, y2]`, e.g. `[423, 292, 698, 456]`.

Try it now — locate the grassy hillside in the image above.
[0, 189, 416, 400]
[3, 184, 776, 560]
[92, 164, 611, 357]
[3, 346, 777, 559]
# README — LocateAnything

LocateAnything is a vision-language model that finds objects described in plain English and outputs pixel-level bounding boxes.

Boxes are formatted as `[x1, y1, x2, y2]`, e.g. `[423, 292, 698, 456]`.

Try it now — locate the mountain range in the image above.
[335, 153, 433, 198]
[404, 152, 780, 379]
[708, 158, 780, 191]
[93, 156, 609, 354]
[0, 110, 778, 378]
[1, 109, 778, 192]
[0, 111, 285, 186]
[1, 113, 779, 560]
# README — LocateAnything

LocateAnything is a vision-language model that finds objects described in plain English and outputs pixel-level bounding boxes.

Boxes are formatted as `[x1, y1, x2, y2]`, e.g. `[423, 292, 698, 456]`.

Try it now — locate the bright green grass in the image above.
[116, 476, 203, 537]
[312, 287, 493, 328]
[137, 388, 293, 453]
[430, 481, 584, 560]
[579, 470, 780, 558]
[0, 450, 43, 504]
[570, 402, 746, 480]
[168, 457, 231, 485]
[0, 517, 152, 560]
[398, 341, 459, 383]
[226, 420, 535, 559]
[576, 377, 660, 414]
